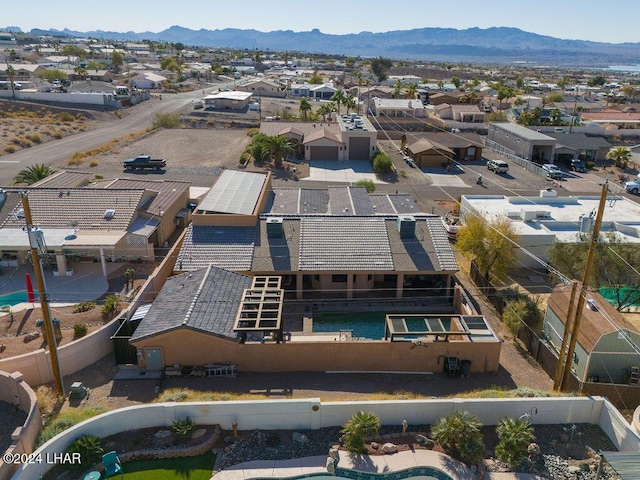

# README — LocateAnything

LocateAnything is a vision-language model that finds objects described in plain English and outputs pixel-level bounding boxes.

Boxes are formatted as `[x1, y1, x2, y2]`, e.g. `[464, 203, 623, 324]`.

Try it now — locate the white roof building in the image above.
[460, 191, 640, 268]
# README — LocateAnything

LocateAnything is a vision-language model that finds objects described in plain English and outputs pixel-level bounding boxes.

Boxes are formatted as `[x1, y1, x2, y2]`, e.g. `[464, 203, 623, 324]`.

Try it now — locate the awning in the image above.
[129, 304, 152, 322]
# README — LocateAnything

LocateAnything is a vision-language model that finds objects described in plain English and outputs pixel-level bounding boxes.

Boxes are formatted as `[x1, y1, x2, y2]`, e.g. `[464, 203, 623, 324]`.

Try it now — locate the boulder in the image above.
[381, 443, 398, 454]
[328, 446, 339, 459]
[326, 457, 335, 474]
[528, 442, 541, 457]
[292, 432, 309, 443]
[415, 435, 434, 449]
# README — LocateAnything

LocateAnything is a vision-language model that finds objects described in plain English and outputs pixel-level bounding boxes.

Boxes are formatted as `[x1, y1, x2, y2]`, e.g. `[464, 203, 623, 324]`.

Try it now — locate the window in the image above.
[332, 274, 347, 283]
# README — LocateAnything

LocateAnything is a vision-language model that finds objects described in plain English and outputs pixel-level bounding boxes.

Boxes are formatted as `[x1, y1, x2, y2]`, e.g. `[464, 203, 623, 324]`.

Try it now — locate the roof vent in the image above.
[266, 217, 284, 239]
[104, 209, 116, 220]
[397, 215, 416, 238]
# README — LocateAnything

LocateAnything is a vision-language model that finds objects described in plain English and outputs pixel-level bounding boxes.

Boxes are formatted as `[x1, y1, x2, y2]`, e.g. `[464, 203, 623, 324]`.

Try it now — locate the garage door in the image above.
[310, 146, 339, 161]
[349, 137, 370, 160]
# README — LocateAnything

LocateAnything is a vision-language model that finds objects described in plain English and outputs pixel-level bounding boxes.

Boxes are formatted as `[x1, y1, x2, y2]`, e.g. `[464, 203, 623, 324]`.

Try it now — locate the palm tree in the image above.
[299, 98, 312, 121]
[318, 103, 334, 123]
[607, 146, 631, 169]
[431, 411, 485, 465]
[4, 65, 17, 99]
[13, 164, 55, 185]
[495, 417, 535, 468]
[264, 136, 294, 167]
[393, 80, 402, 98]
[341, 411, 380, 454]
[404, 82, 418, 99]
[330, 89, 346, 115]
[344, 94, 357, 115]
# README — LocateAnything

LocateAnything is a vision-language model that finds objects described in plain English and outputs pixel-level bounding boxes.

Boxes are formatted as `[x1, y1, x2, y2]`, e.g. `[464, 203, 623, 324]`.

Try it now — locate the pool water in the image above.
[0, 290, 38, 307]
[312, 312, 387, 340]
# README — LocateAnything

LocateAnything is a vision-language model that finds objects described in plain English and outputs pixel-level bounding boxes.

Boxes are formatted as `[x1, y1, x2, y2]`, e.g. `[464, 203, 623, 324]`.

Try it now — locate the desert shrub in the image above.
[89, 160, 98, 167]
[4, 145, 16, 153]
[26, 133, 42, 144]
[431, 410, 485, 465]
[101, 295, 121, 315]
[53, 131, 63, 139]
[586, 160, 595, 170]
[73, 324, 88, 339]
[35, 386, 63, 418]
[11, 136, 31, 147]
[66, 158, 84, 166]
[152, 112, 181, 129]
[58, 112, 74, 122]
[372, 153, 393, 174]
[355, 179, 375, 193]
[37, 406, 107, 446]
[247, 128, 260, 137]
[67, 435, 103, 466]
[74, 301, 96, 313]
[495, 417, 535, 468]
[341, 411, 380, 454]
[171, 417, 195, 439]
[94, 175, 104, 180]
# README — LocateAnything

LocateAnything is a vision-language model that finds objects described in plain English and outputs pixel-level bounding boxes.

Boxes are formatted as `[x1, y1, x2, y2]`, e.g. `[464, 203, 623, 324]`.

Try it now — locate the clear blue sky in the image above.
[3, 0, 639, 44]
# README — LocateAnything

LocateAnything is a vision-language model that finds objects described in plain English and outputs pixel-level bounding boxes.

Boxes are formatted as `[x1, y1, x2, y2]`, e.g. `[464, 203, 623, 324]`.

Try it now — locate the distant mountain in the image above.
[14, 26, 640, 65]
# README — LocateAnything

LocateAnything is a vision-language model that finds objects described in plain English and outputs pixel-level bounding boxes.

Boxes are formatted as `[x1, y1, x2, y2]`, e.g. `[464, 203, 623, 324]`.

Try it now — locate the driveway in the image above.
[303, 160, 385, 184]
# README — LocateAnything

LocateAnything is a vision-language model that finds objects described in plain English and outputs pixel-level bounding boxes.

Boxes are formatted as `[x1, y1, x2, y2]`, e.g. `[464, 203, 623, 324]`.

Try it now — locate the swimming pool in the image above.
[312, 312, 387, 339]
[312, 312, 452, 340]
[251, 466, 452, 480]
[0, 290, 38, 307]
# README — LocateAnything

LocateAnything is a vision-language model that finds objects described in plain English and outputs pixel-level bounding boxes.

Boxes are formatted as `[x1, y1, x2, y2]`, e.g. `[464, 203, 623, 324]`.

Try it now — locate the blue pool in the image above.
[0, 290, 38, 307]
[312, 312, 387, 339]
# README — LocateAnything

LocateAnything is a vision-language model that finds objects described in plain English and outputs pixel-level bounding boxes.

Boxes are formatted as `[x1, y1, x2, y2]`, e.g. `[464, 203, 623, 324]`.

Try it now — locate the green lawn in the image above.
[119, 451, 216, 480]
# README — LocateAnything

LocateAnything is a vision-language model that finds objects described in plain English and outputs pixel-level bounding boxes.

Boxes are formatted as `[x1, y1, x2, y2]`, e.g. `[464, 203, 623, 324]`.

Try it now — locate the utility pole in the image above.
[560, 181, 608, 391]
[21, 192, 64, 396]
[553, 281, 578, 391]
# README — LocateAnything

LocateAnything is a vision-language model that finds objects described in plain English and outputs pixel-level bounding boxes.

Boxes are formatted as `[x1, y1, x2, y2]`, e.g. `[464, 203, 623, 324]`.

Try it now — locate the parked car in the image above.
[404, 156, 417, 168]
[570, 159, 586, 173]
[487, 159, 509, 174]
[625, 180, 640, 194]
[542, 164, 563, 180]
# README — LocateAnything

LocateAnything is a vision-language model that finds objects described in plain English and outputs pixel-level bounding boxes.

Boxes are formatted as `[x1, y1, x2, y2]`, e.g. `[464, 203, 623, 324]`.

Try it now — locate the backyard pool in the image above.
[312, 312, 387, 339]
[0, 290, 37, 307]
[312, 312, 452, 340]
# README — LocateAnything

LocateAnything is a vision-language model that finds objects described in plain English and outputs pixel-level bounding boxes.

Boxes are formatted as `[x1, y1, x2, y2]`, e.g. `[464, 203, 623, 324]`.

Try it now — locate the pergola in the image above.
[234, 276, 284, 342]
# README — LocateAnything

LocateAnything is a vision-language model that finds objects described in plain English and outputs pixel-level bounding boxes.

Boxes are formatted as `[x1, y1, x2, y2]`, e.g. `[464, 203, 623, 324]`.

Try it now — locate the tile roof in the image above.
[90, 178, 190, 216]
[260, 121, 341, 138]
[130, 266, 253, 341]
[1, 187, 143, 231]
[252, 218, 299, 272]
[177, 224, 256, 272]
[299, 217, 394, 271]
[303, 128, 342, 144]
[31, 171, 93, 189]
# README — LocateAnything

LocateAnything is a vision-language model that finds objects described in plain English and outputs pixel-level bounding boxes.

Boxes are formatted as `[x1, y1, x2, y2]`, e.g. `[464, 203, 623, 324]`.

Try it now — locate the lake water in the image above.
[604, 65, 640, 72]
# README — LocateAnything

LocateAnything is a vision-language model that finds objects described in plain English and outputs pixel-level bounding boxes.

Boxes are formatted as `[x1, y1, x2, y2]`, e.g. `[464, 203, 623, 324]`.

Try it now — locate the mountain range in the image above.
[9, 25, 640, 65]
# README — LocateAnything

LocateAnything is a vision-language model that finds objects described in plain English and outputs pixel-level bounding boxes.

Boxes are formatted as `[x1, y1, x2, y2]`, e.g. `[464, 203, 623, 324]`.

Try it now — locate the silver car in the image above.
[542, 164, 563, 180]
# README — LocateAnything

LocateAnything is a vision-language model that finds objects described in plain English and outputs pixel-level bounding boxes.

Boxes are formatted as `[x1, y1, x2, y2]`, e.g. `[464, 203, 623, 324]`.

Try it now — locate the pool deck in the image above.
[210, 450, 551, 480]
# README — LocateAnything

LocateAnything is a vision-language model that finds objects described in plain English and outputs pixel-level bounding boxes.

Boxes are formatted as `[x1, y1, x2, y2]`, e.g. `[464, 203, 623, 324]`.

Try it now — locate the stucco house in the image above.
[237, 78, 286, 98]
[203, 91, 253, 111]
[406, 132, 484, 167]
[433, 104, 486, 123]
[132, 71, 168, 89]
[370, 98, 425, 117]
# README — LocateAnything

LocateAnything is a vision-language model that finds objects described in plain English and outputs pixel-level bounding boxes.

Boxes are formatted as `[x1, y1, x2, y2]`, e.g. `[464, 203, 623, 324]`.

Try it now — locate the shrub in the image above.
[58, 112, 75, 122]
[35, 386, 63, 418]
[101, 295, 121, 315]
[53, 131, 63, 139]
[74, 301, 96, 313]
[4, 145, 16, 153]
[372, 153, 393, 174]
[94, 175, 104, 180]
[37, 407, 107, 446]
[172, 417, 195, 439]
[431, 410, 485, 465]
[26, 133, 42, 144]
[152, 112, 181, 129]
[89, 160, 98, 167]
[73, 324, 88, 339]
[67, 435, 104, 466]
[355, 179, 375, 193]
[586, 160, 595, 170]
[341, 411, 380, 454]
[495, 417, 535, 468]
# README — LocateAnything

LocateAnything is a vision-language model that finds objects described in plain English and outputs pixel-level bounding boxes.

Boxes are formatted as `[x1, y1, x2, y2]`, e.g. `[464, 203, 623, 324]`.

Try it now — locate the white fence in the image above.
[10, 396, 640, 479]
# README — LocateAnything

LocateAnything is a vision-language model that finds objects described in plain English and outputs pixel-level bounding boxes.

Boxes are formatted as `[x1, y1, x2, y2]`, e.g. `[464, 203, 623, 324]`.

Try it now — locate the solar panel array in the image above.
[197, 170, 266, 215]
[177, 224, 255, 272]
[299, 217, 394, 271]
